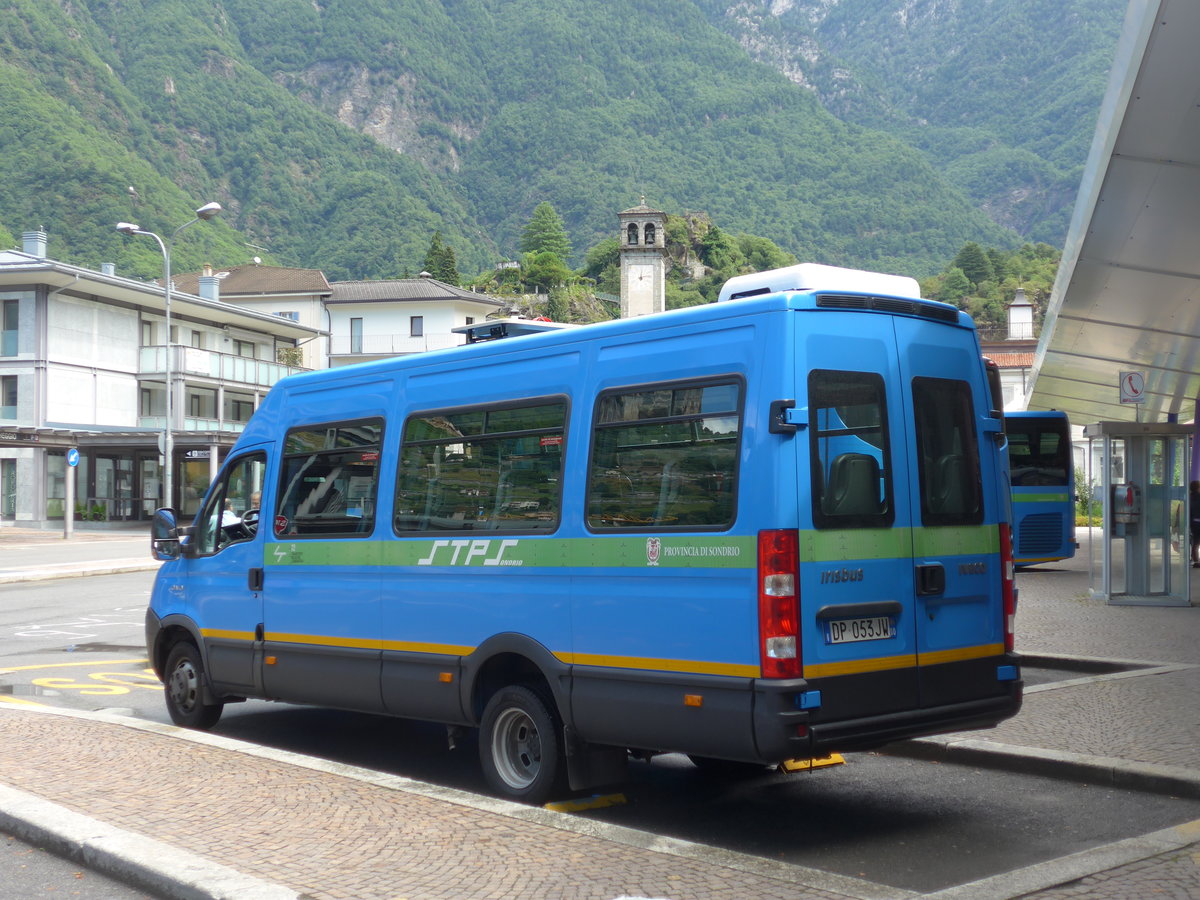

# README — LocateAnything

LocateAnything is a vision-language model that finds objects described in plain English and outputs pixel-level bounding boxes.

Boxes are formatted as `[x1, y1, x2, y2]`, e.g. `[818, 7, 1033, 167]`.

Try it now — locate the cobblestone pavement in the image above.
[0, 528, 1197, 899]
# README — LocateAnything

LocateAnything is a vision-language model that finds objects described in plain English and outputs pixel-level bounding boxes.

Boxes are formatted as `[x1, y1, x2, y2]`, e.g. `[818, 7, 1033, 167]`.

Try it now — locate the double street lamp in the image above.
[116, 202, 222, 511]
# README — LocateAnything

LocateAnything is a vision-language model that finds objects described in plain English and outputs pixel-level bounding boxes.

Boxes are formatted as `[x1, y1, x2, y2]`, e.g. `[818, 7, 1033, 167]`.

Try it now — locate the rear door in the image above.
[797, 312, 921, 721]
[893, 317, 1008, 707]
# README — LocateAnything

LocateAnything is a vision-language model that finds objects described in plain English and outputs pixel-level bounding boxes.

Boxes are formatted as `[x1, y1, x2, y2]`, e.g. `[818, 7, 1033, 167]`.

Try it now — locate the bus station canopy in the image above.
[1029, 0, 1200, 425]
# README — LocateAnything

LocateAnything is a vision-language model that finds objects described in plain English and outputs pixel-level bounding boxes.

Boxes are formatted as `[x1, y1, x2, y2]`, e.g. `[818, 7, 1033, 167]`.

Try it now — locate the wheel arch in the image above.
[149, 614, 207, 680]
[461, 632, 570, 727]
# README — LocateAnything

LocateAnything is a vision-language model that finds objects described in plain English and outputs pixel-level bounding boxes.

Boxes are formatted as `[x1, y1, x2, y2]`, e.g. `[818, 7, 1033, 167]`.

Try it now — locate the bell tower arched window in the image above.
[627, 223, 639, 245]
[643, 223, 656, 246]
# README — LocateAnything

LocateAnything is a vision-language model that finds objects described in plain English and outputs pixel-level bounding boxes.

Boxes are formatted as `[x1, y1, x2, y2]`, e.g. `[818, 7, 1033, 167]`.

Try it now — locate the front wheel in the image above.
[479, 685, 565, 804]
[163, 642, 224, 730]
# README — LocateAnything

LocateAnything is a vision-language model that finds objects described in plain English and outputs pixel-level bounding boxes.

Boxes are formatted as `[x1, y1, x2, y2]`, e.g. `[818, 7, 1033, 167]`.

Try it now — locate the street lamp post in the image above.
[117, 202, 222, 511]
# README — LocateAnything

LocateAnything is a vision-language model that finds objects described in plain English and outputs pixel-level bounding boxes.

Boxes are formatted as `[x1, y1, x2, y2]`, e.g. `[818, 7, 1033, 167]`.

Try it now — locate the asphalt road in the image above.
[2, 571, 1199, 895]
[0, 832, 162, 900]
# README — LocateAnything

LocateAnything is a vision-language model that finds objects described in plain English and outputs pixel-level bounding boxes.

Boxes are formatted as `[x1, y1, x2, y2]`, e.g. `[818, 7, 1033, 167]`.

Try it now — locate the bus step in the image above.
[544, 793, 628, 812]
[779, 753, 845, 773]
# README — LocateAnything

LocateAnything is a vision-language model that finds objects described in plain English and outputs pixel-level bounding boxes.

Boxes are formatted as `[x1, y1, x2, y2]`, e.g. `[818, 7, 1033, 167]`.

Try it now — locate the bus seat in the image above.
[824, 453, 881, 517]
[931, 454, 966, 514]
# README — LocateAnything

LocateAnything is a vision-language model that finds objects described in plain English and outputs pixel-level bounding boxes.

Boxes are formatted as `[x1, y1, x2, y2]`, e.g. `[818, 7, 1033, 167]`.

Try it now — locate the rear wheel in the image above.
[163, 642, 224, 730]
[479, 685, 564, 804]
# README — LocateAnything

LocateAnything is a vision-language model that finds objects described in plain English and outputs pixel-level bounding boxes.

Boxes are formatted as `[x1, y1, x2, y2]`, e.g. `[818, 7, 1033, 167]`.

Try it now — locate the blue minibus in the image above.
[147, 263, 1022, 803]
[1006, 410, 1076, 566]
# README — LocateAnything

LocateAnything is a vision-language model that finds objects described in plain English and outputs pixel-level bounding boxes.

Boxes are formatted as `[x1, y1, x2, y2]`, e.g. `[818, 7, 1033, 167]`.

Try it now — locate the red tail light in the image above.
[999, 523, 1016, 652]
[758, 529, 801, 678]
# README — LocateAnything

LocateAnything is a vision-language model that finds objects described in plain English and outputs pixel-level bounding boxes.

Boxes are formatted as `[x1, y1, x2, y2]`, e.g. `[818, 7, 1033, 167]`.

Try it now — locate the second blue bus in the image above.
[1007, 410, 1076, 566]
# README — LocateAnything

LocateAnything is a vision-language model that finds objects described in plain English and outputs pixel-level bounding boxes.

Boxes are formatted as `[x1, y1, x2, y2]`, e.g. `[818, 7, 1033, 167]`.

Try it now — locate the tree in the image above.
[422, 231, 460, 286]
[951, 242, 993, 287]
[580, 236, 619, 281]
[938, 267, 972, 303]
[522, 250, 573, 291]
[520, 202, 572, 261]
[699, 225, 744, 273]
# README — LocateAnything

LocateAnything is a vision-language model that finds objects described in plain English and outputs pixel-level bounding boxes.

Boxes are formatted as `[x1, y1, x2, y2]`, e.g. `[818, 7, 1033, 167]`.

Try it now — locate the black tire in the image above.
[163, 642, 224, 730]
[478, 685, 565, 804]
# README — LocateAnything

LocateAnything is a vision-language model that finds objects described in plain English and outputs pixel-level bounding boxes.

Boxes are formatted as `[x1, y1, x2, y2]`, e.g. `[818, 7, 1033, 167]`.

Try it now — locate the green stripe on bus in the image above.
[1016, 492, 1069, 503]
[266, 535, 758, 569]
[265, 525, 997, 569]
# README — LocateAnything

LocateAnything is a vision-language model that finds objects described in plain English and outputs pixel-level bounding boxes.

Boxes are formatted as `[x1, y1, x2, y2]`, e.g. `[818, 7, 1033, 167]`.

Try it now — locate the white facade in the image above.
[326, 278, 505, 367]
[0, 242, 319, 527]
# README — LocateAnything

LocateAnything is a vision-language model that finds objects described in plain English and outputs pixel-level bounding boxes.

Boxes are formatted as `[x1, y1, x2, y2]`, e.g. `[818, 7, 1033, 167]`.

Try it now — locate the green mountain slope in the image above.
[694, 0, 1126, 244]
[0, 0, 1115, 280]
[222, 0, 1012, 273]
[0, 0, 490, 279]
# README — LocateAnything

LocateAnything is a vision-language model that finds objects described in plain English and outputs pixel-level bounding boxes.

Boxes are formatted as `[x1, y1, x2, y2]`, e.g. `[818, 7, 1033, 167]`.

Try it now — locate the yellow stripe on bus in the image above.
[201, 629, 757, 677]
[918, 643, 1005, 666]
[200, 629, 257, 642]
[804, 643, 1005, 678]
[804, 654, 917, 678]
[557, 651, 760, 679]
[379, 639, 476, 656]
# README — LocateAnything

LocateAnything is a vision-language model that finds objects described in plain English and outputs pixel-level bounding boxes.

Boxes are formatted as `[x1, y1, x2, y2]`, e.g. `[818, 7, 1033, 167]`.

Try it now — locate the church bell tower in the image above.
[618, 198, 666, 318]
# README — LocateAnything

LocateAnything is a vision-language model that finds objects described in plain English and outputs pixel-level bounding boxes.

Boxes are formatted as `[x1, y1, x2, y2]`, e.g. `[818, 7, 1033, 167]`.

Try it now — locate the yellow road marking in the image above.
[0, 658, 148, 674]
[0, 696, 48, 708]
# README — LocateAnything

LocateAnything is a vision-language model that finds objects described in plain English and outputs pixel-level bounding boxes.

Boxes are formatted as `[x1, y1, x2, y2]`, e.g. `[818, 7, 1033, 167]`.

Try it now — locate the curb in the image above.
[0, 782, 301, 900]
[884, 735, 1200, 800]
[0, 561, 160, 585]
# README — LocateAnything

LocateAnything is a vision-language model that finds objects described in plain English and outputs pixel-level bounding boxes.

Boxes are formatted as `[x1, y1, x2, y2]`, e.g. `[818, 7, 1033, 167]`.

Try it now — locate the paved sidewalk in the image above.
[0, 531, 1197, 899]
[0, 525, 159, 583]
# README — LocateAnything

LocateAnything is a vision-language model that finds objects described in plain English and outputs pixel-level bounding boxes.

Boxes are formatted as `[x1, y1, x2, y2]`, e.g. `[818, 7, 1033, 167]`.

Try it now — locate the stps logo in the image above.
[646, 537, 661, 567]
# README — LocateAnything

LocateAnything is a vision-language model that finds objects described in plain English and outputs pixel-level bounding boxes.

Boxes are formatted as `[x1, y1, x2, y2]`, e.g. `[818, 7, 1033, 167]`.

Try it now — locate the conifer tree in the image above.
[519, 202, 572, 261]
[422, 231, 460, 286]
[952, 242, 993, 288]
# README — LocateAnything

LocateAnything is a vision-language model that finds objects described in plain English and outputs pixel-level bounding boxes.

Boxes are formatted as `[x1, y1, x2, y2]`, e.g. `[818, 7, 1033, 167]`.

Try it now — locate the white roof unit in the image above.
[452, 317, 579, 344]
[717, 263, 922, 303]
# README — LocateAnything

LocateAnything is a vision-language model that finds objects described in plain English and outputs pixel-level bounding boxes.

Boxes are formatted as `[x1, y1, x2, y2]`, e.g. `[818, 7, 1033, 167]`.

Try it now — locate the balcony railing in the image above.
[138, 345, 307, 388]
[328, 333, 463, 357]
[137, 415, 247, 433]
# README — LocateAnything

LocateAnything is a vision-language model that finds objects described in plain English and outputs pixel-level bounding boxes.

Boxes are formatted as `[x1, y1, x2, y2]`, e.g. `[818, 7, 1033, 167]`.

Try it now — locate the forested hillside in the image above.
[694, 0, 1126, 243]
[0, 0, 1123, 282]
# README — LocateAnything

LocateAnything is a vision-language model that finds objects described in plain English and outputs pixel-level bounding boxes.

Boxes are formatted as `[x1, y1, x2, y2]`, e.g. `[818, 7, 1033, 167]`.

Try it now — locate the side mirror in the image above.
[151, 507, 182, 561]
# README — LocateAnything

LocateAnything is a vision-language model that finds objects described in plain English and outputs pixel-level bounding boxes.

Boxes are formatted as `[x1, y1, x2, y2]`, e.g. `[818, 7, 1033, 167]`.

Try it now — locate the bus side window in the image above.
[809, 370, 893, 529]
[394, 399, 567, 534]
[274, 419, 383, 538]
[586, 379, 742, 531]
[194, 452, 267, 555]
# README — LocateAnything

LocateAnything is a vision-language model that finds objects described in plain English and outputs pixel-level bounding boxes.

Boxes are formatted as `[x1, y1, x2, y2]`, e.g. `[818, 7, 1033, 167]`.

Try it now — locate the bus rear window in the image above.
[1008, 422, 1070, 487]
[394, 399, 566, 533]
[810, 370, 894, 529]
[912, 377, 983, 526]
[586, 379, 741, 531]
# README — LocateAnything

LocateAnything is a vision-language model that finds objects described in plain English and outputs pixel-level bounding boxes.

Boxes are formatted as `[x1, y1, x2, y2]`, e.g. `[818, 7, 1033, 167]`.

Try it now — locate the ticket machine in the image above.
[1084, 421, 1191, 606]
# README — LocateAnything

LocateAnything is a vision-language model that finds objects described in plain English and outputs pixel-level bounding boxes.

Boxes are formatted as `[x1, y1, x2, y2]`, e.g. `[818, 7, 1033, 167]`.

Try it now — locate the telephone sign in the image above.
[1119, 371, 1146, 404]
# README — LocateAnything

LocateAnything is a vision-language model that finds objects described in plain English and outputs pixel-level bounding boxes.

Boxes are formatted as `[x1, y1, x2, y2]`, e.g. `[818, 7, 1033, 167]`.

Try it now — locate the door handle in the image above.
[916, 563, 944, 596]
[248, 567, 264, 591]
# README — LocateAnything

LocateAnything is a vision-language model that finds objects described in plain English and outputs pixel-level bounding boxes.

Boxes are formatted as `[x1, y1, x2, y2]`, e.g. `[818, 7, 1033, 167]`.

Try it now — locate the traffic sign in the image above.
[66, 448, 79, 467]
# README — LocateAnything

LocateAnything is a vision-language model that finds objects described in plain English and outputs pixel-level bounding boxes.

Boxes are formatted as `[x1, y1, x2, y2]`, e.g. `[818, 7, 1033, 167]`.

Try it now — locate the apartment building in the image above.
[0, 231, 319, 527]
[326, 275, 505, 366]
